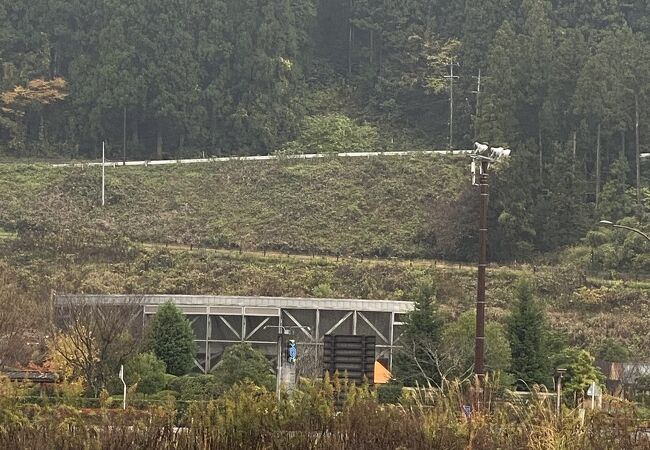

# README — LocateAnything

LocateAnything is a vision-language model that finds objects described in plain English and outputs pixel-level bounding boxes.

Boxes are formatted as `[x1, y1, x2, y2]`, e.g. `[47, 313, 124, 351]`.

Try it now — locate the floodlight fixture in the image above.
[470, 143, 511, 185]
[471, 142, 511, 161]
[473, 141, 489, 155]
[489, 147, 511, 160]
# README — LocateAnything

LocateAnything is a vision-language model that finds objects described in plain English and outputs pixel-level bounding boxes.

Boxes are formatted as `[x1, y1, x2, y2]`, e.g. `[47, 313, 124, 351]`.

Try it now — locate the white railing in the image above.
[51, 150, 473, 168]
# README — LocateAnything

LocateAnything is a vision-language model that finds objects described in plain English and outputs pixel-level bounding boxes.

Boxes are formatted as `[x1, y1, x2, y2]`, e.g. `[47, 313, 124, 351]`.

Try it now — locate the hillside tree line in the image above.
[1, 0, 650, 260]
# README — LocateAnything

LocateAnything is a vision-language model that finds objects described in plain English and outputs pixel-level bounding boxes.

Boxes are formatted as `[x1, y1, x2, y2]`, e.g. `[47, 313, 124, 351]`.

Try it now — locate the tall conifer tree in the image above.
[507, 279, 549, 387]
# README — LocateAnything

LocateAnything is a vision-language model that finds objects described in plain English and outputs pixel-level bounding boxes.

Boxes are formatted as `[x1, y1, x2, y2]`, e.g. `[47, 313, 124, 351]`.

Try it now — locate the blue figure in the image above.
[287, 339, 297, 363]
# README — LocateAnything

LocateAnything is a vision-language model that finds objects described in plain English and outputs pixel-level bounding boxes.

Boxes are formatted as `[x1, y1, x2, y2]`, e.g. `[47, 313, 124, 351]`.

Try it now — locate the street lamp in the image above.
[470, 142, 511, 379]
[599, 220, 650, 244]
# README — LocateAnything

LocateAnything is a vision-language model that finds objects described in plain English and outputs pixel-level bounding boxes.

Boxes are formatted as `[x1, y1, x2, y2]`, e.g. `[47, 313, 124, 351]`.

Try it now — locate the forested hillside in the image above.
[4, 1, 650, 162]
[1, 0, 650, 259]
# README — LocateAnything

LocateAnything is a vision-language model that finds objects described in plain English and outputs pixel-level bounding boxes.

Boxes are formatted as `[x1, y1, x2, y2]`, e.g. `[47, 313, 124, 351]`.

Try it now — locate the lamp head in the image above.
[470, 143, 512, 185]
[471, 142, 511, 161]
[490, 147, 511, 160]
[599, 220, 614, 225]
[472, 142, 490, 156]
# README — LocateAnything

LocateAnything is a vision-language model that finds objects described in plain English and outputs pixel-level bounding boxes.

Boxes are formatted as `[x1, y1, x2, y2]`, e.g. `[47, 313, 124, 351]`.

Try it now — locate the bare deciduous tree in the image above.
[51, 295, 143, 396]
[0, 268, 43, 368]
[295, 343, 323, 380]
[398, 340, 474, 391]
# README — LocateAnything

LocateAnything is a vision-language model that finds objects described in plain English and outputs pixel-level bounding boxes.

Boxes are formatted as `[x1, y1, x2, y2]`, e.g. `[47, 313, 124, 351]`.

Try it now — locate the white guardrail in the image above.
[51, 150, 474, 168]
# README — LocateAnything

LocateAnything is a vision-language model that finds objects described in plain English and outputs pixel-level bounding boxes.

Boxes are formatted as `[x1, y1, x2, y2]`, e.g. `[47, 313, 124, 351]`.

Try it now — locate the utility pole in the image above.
[634, 93, 641, 209]
[596, 123, 601, 207]
[123, 106, 127, 166]
[347, 0, 353, 79]
[572, 130, 577, 173]
[102, 141, 105, 207]
[276, 330, 283, 400]
[474, 159, 489, 378]
[472, 69, 482, 141]
[470, 145, 511, 382]
[444, 59, 459, 150]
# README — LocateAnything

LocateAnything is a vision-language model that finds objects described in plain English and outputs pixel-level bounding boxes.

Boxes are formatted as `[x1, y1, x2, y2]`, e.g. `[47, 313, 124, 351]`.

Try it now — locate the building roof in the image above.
[56, 294, 415, 314]
[2, 370, 58, 383]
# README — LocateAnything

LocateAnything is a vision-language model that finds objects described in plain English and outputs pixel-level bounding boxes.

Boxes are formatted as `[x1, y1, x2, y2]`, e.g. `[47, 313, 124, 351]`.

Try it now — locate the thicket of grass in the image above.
[0, 156, 466, 258]
[0, 377, 648, 449]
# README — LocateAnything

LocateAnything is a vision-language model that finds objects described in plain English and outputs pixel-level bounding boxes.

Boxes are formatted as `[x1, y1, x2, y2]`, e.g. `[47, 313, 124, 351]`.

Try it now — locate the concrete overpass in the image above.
[55, 294, 414, 373]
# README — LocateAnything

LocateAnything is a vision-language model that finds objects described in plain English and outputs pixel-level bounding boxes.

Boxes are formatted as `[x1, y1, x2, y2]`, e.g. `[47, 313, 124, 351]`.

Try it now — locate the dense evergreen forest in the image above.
[1, 0, 650, 260]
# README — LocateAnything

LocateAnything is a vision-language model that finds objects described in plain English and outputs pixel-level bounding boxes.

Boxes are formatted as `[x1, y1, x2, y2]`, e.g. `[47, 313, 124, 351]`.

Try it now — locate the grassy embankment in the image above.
[0, 155, 467, 258]
[0, 156, 648, 356]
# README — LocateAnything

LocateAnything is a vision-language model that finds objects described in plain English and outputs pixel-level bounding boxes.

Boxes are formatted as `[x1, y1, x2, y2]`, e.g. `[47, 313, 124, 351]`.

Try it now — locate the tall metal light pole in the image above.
[471, 143, 511, 378]
[475, 158, 489, 377]
[599, 220, 650, 244]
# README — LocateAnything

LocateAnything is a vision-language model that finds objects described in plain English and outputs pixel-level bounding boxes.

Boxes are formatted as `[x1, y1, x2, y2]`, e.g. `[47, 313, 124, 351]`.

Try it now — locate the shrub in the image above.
[551, 347, 604, 403]
[146, 302, 197, 376]
[376, 382, 403, 404]
[124, 352, 167, 395]
[279, 113, 379, 154]
[212, 343, 275, 391]
[167, 374, 224, 401]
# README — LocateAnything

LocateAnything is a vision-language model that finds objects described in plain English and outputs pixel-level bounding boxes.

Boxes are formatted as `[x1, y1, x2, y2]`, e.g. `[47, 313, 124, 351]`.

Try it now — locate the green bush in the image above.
[551, 347, 604, 402]
[212, 343, 275, 392]
[146, 302, 197, 376]
[167, 374, 224, 401]
[124, 352, 167, 395]
[376, 382, 403, 404]
[279, 114, 379, 154]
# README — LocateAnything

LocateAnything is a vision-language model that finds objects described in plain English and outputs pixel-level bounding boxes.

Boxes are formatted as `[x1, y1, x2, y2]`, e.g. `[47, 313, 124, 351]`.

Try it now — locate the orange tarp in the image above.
[374, 361, 392, 384]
